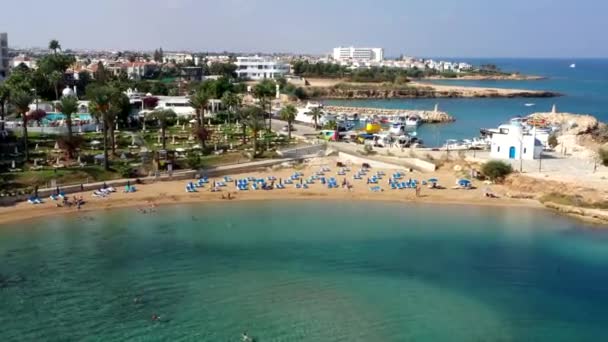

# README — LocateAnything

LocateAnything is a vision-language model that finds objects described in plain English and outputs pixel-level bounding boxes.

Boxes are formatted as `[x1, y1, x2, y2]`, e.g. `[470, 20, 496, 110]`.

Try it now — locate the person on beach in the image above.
[415, 185, 421, 197]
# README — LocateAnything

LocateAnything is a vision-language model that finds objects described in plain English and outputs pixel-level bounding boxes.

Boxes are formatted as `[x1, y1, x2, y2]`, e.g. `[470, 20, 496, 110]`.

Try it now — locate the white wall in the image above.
[490, 134, 542, 160]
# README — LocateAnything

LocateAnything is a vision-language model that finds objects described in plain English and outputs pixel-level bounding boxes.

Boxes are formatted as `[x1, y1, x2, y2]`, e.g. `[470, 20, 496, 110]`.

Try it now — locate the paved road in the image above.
[270, 119, 318, 139]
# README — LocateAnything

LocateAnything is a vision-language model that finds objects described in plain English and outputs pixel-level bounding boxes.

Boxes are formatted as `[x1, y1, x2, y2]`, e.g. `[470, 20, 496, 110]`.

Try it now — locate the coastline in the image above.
[422, 74, 546, 81]
[2, 156, 603, 227]
[0, 180, 543, 226]
[304, 78, 561, 100]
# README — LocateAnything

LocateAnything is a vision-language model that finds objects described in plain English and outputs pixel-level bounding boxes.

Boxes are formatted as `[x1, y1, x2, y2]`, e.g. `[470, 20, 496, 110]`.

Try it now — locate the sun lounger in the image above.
[275, 183, 285, 189]
[49, 194, 59, 201]
[369, 186, 383, 192]
[224, 176, 233, 182]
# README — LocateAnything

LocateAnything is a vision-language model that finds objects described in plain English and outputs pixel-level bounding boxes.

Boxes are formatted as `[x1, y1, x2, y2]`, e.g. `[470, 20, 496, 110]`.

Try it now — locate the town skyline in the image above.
[2, 0, 608, 58]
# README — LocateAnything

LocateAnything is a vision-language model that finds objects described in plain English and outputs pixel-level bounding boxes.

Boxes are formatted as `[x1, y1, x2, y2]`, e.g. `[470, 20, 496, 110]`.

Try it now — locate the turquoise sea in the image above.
[2, 201, 608, 341]
[325, 58, 608, 146]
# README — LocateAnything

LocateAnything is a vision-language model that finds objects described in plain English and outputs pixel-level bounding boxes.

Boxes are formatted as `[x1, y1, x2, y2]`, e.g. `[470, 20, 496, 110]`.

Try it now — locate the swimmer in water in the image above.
[152, 314, 160, 321]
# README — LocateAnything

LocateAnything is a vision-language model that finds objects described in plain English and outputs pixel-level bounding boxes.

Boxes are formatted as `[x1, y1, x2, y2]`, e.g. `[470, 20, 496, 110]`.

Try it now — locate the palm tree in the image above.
[57, 95, 78, 138]
[221, 91, 241, 125]
[188, 90, 210, 147]
[236, 108, 249, 145]
[308, 107, 322, 130]
[243, 106, 265, 158]
[88, 87, 111, 170]
[0, 84, 9, 133]
[49, 40, 61, 55]
[149, 109, 177, 150]
[253, 80, 276, 131]
[10, 91, 33, 161]
[48, 71, 63, 100]
[279, 105, 297, 140]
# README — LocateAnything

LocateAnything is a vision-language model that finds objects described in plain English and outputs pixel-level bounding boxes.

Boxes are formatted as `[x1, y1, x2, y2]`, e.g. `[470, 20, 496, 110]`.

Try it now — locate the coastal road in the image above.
[270, 118, 318, 139]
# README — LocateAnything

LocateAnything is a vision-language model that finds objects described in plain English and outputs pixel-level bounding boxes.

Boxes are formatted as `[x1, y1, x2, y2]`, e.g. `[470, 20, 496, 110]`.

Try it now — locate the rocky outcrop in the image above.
[311, 85, 561, 99]
[527, 111, 599, 135]
[323, 105, 455, 123]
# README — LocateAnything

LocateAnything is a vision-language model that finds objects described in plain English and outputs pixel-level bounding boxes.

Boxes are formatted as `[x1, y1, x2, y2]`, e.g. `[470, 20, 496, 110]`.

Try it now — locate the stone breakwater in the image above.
[324, 105, 455, 123]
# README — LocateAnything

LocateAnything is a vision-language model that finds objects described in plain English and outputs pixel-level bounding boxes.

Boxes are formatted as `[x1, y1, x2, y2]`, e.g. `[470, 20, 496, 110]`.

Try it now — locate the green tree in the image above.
[56, 95, 79, 138]
[481, 161, 513, 182]
[10, 91, 33, 161]
[307, 107, 322, 129]
[253, 79, 276, 131]
[279, 104, 297, 140]
[88, 86, 112, 170]
[48, 39, 61, 55]
[48, 70, 63, 100]
[548, 134, 559, 149]
[149, 109, 177, 150]
[188, 89, 211, 147]
[243, 106, 265, 158]
[221, 91, 241, 124]
[0, 84, 10, 132]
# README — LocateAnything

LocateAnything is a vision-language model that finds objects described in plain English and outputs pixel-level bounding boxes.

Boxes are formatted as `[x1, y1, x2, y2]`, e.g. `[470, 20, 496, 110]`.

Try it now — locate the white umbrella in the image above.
[175, 147, 186, 152]
[189, 119, 197, 124]
[90, 140, 101, 146]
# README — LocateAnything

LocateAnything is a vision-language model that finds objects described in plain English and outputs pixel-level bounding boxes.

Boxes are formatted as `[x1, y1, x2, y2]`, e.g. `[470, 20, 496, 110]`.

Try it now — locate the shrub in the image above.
[599, 148, 608, 167]
[548, 134, 559, 149]
[481, 160, 513, 182]
[186, 152, 203, 169]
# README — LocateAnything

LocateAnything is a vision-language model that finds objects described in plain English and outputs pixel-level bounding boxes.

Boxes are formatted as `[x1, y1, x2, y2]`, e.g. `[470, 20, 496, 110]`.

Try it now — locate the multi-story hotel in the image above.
[332, 46, 384, 63]
[234, 56, 290, 80]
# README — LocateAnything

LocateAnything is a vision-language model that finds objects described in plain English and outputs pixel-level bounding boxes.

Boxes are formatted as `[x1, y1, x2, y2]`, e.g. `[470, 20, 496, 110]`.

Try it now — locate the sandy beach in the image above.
[0, 157, 540, 226]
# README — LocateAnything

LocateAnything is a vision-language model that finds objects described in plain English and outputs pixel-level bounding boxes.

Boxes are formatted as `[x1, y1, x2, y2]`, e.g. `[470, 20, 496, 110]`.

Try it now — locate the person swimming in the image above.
[152, 314, 160, 321]
[242, 332, 251, 341]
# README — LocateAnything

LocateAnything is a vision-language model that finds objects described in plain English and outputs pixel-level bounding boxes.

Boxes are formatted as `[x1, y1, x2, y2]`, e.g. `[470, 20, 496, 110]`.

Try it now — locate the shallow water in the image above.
[1, 201, 607, 341]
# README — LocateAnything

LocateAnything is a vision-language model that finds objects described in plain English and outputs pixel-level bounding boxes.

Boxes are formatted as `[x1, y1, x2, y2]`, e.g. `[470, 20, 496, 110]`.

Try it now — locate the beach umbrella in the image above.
[189, 119, 197, 124]
[175, 147, 186, 152]
[428, 178, 438, 183]
[457, 179, 471, 187]
[90, 140, 101, 146]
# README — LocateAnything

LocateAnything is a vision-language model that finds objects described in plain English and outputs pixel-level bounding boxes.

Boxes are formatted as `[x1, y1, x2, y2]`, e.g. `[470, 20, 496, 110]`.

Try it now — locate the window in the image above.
[523, 148, 527, 154]
[497, 146, 500, 152]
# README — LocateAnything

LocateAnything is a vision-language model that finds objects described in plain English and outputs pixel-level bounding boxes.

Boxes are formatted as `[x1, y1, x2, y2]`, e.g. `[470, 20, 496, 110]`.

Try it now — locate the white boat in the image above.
[570, 63, 576, 68]
[389, 115, 407, 125]
[442, 139, 470, 151]
[388, 123, 407, 136]
[405, 114, 421, 127]
[524, 103, 535, 107]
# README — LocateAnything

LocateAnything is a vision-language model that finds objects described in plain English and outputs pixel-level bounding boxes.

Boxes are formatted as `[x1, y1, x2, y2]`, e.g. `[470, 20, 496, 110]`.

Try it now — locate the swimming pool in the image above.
[43, 112, 93, 124]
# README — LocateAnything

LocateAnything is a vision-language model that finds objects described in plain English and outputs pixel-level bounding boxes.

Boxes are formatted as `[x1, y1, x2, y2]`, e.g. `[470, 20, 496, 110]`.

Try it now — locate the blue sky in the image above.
[3, 0, 607, 57]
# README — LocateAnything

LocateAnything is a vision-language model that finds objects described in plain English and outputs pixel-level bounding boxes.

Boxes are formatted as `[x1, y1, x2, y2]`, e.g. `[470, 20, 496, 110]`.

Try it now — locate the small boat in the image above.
[405, 114, 421, 127]
[570, 63, 576, 68]
[388, 123, 407, 135]
[365, 122, 382, 134]
[524, 103, 535, 107]
[442, 139, 470, 151]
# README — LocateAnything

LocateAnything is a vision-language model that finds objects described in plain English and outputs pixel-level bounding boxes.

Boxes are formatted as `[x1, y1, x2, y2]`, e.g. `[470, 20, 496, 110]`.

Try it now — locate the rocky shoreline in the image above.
[423, 74, 546, 81]
[323, 105, 455, 123]
[309, 84, 561, 100]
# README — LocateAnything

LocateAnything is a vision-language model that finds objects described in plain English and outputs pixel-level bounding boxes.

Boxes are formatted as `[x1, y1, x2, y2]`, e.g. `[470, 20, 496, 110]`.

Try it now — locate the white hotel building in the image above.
[234, 56, 290, 80]
[332, 46, 384, 63]
[0, 33, 9, 80]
